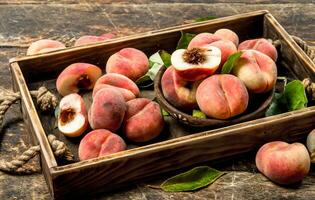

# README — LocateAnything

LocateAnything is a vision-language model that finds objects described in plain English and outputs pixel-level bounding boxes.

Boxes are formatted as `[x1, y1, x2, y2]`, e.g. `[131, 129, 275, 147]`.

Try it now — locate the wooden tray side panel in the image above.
[51, 107, 315, 198]
[10, 62, 57, 196]
[14, 11, 264, 84]
[263, 14, 315, 80]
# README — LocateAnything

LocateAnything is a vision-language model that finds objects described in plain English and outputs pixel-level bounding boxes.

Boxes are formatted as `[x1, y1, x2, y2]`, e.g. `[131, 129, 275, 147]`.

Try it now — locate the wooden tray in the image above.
[9, 10, 315, 199]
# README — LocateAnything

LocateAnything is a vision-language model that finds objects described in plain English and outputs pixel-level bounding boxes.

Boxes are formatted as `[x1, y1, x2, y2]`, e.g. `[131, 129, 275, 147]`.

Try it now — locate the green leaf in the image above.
[265, 93, 286, 117]
[160, 166, 225, 192]
[136, 50, 172, 88]
[221, 52, 242, 74]
[161, 108, 169, 116]
[194, 16, 216, 22]
[176, 31, 196, 50]
[149, 51, 164, 66]
[284, 80, 308, 111]
[159, 50, 172, 67]
[192, 109, 207, 119]
[265, 80, 308, 117]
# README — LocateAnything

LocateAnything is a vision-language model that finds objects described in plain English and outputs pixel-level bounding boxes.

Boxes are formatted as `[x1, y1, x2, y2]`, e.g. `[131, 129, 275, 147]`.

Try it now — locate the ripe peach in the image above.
[56, 63, 102, 96]
[27, 39, 66, 55]
[106, 48, 149, 81]
[214, 28, 239, 46]
[78, 129, 126, 160]
[161, 66, 199, 111]
[74, 33, 115, 46]
[171, 46, 221, 81]
[123, 98, 164, 143]
[188, 33, 237, 67]
[255, 141, 310, 185]
[238, 38, 278, 61]
[92, 73, 140, 101]
[209, 40, 237, 66]
[58, 93, 88, 137]
[188, 33, 221, 48]
[196, 74, 249, 119]
[232, 50, 277, 93]
[88, 88, 126, 132]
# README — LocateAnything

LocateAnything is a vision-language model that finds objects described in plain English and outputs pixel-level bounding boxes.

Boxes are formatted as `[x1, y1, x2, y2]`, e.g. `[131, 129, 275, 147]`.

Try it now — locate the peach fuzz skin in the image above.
[56, 63, 102, 96]
[232, 50, 277, 93]
[161, 66, 199, 111]
[123, 98, 164, 143]
[78, 129, 126, 161]
[214, 28, 239, 46]
[196, 74, 249, 119]
[88, 88, 126, 132]
[27, 39, 65, 55]
[106, 48, 149, 81]
[92, 73, 140, 101]
[74, 33, 115, 46]
[238, 38, 278, 61]
[255, 141, 310, 185]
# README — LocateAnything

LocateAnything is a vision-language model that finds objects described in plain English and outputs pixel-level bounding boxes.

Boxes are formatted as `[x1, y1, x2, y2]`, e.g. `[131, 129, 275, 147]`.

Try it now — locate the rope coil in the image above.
[0, 87, 74, 174]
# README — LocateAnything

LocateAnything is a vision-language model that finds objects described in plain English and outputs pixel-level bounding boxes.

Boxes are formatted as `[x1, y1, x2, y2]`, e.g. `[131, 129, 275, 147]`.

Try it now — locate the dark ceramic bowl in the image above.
[154, 66, 275, 128]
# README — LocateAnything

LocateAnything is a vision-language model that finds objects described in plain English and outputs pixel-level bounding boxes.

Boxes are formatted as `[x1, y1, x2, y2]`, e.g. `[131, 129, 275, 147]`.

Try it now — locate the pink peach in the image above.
[106, 48, 149, 81]
[256, 141, 310, 185]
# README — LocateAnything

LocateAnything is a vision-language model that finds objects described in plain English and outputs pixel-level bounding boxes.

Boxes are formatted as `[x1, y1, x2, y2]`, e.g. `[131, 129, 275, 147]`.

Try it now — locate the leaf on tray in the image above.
[160, 166, 225, 192]
[159, 50, 172, 67]
[265, 93, 286, 117]
[161, 108, 170, 116]
[176, 31, 196, 50]
[284, 80, 308, 111]
[136, 50, 172, 88]
[265, 80, 308, 116]
[194, 16, 217, 22]
[221, 52, 242, 74]
[192, 109, 207, 119]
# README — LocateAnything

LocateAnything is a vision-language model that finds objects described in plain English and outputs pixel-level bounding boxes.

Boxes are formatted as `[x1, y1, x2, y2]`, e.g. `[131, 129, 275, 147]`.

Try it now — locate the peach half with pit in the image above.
[56, 63, 102, 96]
[171, 46, 221, 81]
[58, 93, 88, 137]
[188, 32, 237, 66]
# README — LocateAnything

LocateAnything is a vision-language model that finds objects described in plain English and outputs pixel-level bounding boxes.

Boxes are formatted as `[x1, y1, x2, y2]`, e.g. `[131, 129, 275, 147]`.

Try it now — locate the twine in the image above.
[0, 86, 73, 175]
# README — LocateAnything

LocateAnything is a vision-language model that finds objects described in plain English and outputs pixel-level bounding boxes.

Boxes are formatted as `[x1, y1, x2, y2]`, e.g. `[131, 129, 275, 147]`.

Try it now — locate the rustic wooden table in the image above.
[0, 1, 314, 199]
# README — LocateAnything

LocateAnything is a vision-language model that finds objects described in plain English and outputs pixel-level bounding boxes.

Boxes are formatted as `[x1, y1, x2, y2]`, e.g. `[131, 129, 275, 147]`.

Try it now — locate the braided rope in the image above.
[0, 87, 74, 174]
[292, 36, 315, 63]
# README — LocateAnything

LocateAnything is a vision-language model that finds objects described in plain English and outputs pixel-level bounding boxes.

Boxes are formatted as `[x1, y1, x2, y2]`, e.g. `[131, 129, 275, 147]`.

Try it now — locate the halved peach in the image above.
[58, 93, 88, 137]
[56, 63, 102, 96]
[171, 46, 221, 81]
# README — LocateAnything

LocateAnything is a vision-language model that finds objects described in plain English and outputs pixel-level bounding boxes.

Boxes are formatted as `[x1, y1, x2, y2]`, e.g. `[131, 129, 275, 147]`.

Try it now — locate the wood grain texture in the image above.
[0, 1, 314, 200]
[8, 11, 315, 199]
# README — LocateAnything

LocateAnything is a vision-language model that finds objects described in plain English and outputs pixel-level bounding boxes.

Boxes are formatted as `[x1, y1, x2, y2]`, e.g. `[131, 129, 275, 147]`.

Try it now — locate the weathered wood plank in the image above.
[0, 2, 314, 200]
[0, 3, 314, 48]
